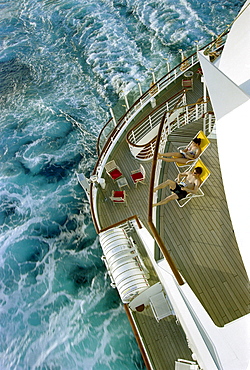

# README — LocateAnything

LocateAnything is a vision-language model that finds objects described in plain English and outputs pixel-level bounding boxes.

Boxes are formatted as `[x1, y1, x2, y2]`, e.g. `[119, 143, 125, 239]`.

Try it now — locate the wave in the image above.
[0, 0, 245, 368]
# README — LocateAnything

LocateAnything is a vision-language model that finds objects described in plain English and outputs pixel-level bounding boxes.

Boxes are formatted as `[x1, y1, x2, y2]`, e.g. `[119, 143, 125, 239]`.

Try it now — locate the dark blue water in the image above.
[0, 0, 245, 369]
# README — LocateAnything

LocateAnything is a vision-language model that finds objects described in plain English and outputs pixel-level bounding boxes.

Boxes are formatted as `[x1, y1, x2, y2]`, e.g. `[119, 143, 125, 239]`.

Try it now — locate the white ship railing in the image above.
[203, 110, 216, 134]
[97, 60, 196, 153]
[127, 100, 212, 161]
[151, 109, 215, 215]
[126, 90, 186, 160]
[97, 35, 227, 156]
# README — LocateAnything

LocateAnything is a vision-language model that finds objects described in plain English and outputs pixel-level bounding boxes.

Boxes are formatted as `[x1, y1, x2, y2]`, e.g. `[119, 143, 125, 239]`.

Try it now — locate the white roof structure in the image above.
[198, 0, 250, 280]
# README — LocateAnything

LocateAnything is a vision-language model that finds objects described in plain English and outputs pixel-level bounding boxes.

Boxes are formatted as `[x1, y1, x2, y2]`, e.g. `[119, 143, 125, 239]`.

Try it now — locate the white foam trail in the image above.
[0, 0, 244, 369]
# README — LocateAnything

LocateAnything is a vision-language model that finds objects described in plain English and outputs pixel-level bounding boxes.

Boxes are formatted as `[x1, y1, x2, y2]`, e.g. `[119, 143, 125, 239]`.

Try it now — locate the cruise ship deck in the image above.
[91, 71, 249, 369]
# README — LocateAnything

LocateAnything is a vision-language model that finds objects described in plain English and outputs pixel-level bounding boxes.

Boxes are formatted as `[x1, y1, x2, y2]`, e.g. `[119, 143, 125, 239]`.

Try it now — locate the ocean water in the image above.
[0, 0, 245, 369]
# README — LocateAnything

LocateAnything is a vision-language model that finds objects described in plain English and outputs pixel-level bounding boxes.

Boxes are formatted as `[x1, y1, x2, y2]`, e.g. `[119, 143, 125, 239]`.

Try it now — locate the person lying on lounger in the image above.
[153, 166, 202, 207]
[158, 137, 201, 164]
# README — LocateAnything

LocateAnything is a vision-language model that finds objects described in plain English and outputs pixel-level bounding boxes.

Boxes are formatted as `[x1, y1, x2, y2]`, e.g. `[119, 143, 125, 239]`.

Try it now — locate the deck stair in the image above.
[127, 94, 208, 161]
[126, 90, 187, 160]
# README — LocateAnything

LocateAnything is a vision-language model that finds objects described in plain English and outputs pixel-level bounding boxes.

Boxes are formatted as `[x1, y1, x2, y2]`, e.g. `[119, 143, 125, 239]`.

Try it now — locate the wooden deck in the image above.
[94, 72, 250, 369]
[133, 306, 193, 370]
[96, 135, 195, 369]
[96, 138, 151, 229]
[158, 127, 249, 327]
[97, 122, 249, 325]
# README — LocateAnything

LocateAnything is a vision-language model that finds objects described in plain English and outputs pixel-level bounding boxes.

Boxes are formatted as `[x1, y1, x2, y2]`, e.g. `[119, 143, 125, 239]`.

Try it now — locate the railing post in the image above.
[195, 104, 199, 119]
[124, 94, 130, 110]
[138, 82, 142, 96]
[162, 123, 168, 142]
[183, 93, 187, 106]
[109, 108, 117, 126]
[152, 71, 156, 84]
[177, 113, 180, 128]
[149, 115, 152, 129]
[186, 106, 189, 125]
[202, 78, 208, 114]
[209, 114, 212, 132]
[132, 131, 136, 144]
[203, 115, 206, 134]
[150, 142, 154, 158]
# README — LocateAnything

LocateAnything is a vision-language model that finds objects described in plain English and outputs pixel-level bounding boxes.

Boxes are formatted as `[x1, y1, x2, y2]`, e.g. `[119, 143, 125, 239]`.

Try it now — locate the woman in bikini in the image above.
[158, 137, 201, 164]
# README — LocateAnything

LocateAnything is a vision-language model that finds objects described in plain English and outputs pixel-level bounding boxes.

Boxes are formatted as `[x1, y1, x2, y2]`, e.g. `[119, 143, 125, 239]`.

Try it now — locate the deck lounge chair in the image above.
[175, 359, 199, 370]
[176, 159, 210, 207]
[182, 78, 193, 90]
[175, 130, 210, 172]
[105, 160, 123, 181]
[110, 190, 127, 205]
[131, 164, 146, 187]
[149, 291, 174, 322]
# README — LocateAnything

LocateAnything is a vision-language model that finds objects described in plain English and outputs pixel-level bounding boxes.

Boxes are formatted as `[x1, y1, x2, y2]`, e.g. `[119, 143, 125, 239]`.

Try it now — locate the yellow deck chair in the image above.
[175, 130, 210, 172]
[176, 159, 210, 207]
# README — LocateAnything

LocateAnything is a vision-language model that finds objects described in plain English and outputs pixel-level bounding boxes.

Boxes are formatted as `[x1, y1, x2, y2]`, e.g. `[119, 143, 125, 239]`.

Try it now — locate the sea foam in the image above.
[0, 0, 244, 368]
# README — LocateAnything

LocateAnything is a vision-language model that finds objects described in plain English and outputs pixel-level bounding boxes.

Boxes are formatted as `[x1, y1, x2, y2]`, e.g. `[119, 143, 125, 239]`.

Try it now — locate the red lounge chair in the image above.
[104, 160, 123, 181]
[109, 168, 122, 180]
[182, 78, 193, 90]
[131, 164, 146, 187]
[110, 190, 127, 204]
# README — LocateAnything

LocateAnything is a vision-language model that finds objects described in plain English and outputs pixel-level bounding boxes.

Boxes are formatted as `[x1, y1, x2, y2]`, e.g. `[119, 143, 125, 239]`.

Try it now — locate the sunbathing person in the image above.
[153, 166, 202, 207]
[158, 137, 201, 164]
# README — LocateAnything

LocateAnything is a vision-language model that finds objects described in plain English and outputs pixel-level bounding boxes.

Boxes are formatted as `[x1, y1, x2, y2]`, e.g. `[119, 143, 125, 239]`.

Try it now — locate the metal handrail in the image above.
[90, 103, 215, 234]
[125, 92, 186, 160]
[126, 90, 186, 147]
[124, 304, 152, 370]
[148, 112, 185, 286]
[96, 34, 227, 156]
[127, 99, 209, 160]
[97, 117, 114, 152]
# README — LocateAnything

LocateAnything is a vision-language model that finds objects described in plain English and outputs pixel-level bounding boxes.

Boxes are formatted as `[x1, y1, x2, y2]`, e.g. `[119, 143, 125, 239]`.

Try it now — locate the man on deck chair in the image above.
[153, 166, 202, 207]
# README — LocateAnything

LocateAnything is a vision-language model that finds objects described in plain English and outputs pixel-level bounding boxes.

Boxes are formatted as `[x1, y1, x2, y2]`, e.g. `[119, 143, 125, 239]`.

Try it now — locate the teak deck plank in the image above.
[158, 137, 249, 327]
[133, 306, 193, 370]
[94, 72, 249, 369]
[97, 132, 249, 326]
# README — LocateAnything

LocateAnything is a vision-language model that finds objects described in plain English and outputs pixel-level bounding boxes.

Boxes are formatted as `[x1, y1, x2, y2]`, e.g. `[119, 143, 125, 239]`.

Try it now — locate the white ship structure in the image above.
[78, 2, 250, 369]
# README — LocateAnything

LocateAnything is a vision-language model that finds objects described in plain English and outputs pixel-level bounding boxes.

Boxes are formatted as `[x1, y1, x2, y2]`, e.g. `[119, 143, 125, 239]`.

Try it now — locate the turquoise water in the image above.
[0, 0, 244, 369]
